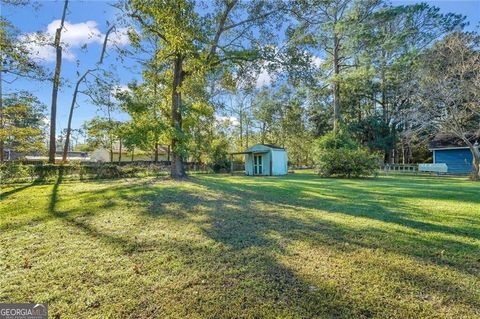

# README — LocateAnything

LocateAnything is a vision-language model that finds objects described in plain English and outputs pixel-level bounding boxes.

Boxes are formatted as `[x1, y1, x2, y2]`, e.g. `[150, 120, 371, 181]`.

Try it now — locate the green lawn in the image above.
[1, 173, 479, 318]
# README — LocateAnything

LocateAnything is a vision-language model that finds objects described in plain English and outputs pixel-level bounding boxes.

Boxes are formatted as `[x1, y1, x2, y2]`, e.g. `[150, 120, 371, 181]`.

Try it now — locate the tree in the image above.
[0, 4, 45, 162]
[290, 0, 382, 132]
[415, 32, 480, 179]
[84, 117, 122, 162]
[62, 25, 115, 161]
[0, 92, 46, 157]
[48, 0, 69, 163]
[222, 88, 254, 150]
[116, 81, 169, 162]
[126, 0, 281, 178]
[351, 3, 465, 163]
[252, 88, 280, 144]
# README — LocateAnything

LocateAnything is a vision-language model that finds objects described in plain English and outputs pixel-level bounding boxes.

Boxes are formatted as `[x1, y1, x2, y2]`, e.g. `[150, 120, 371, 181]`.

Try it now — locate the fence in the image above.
[382, 164, 418, 174]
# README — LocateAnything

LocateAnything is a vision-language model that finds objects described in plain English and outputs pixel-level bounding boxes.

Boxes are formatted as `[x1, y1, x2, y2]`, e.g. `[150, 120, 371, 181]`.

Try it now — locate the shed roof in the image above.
[429, 133, 479, 150]
[262, 144, 284, 149]
[230, 144, 285, 155]
[254, 143, 284, 150]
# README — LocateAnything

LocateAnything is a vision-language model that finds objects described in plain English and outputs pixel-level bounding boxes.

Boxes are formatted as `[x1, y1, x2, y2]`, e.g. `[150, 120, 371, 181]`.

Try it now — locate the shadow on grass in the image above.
[0, 181, 43, 200]
[40, 173, 480, 317]
[47, 173, 147, 255]
[43, 178, 377, 317]
[107, 175, 480, 314]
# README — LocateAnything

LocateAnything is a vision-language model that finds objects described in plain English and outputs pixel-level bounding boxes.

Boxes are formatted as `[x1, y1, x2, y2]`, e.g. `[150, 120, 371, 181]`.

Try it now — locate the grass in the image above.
[1, 173, 479, 318]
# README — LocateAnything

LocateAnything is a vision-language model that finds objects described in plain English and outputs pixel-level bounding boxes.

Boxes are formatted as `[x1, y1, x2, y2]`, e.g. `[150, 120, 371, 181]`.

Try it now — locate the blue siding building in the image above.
[433, 148, 473, 174]
[429, 134, 478, 175]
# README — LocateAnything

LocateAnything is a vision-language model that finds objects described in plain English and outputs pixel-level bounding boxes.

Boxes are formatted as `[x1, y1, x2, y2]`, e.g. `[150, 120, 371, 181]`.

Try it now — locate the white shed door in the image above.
[254, 154, 263, 175]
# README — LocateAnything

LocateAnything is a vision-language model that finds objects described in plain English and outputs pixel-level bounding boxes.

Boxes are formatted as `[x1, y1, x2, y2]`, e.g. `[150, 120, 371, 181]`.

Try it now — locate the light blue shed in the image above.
[239, 144, 288, 176]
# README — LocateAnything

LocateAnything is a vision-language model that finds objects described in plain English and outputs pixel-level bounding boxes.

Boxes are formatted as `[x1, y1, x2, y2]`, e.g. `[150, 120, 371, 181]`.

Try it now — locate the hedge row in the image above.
[0, 163, 172, 184]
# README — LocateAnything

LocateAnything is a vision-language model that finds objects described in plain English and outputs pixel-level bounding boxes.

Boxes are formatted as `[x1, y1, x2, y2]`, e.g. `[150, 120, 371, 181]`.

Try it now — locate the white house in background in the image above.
[239, 144, 288, 176]
[90, 148, 110, 162]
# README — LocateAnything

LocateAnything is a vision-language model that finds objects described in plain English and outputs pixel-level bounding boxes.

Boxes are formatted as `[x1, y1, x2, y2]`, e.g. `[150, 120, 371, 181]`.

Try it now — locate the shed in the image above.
[429, 133, 478, 174]
[230, 144, 288, 176]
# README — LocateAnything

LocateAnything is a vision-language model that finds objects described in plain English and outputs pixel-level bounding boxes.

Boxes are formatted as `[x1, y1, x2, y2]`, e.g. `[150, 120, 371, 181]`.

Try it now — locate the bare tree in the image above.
[415, 32, 480, 179]
[62, 25, 115, 161]
[48, 0, 69, 163]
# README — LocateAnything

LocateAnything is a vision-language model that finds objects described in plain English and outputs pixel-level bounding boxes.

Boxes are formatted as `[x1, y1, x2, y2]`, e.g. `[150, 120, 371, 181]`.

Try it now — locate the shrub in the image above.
[207, 137, 230, 173]
[314, 131, 380, 178]
[315, 148, 379, 178]
[0, 162, 34, 183]
[315, 130, 358, 150]
[0, 162, 165, 184]
[118, 165, 148, 178]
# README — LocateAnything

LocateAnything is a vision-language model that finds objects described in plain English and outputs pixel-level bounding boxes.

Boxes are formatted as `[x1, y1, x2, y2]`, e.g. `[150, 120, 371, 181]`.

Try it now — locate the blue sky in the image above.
[2, 0, 480, 137]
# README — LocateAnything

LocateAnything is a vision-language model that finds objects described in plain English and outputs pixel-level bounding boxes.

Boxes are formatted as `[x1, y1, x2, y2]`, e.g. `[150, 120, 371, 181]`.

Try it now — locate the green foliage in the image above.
[349, 116, 396, 153]
[315, 148, 379, 178]
[315, 130, 358, 151]
[207, 136, 230, 173]
[0, 92, 46, 156]
[126, 0, 281, 176]
[0, 163, 168, 184]
[83, 117, 125, 162]
[249, 85, 314, 165]
[314, 131, 379, 177]
[0, 16, 45, 79]
[116, 82, 168, 155]
[0, 162, 33, 182]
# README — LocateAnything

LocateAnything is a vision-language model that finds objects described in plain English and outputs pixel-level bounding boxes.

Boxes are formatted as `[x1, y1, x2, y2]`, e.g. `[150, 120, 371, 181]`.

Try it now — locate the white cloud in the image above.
[255, 60, 279, 88]
[21, 32, 75, 62]
[256, 67, 273, 88]
[311, 55, 324, 68]
[109, 27, 130, 47]
[111, 84, 130, 94]
[216, 115, 239, 126]
[110, 85, 131, 102]
[20, 20, 128, 63]
[41, 116, 50, 126]
[51, 20, 104, 46]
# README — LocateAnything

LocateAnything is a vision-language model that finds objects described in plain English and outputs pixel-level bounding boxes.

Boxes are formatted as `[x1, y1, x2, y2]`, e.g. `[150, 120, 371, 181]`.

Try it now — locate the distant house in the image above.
[429, 133, 478, 174]
[90, 148, 110, 162]
[2, 149, 24, 161]
[232, 144, 288, 176]
[55, 151, 89, 159]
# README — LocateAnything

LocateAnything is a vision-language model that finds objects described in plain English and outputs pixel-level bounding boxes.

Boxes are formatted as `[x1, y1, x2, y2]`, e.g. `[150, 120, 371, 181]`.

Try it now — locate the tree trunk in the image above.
[49, 0, 68, 164]
[167, 145, 170, 162]
[261, 123, 266, 144]
[131, 148, 134, 162]
[332, 33, 341, 132]
[118, 138, 122, 163]
[63, 74, 84, 162]
[49, 45, 62, 163]
[470, 145, 480, 180]
[170, 55, 186, 179]
[0, 55, 4, 163]
[239, 109, 243, 148]
[63, 26, 113, 162]
[154, 142, 159, 163]
[110, 142, 113, 163]
[380, 71, 387, 124]
[246, 120, 249, 148]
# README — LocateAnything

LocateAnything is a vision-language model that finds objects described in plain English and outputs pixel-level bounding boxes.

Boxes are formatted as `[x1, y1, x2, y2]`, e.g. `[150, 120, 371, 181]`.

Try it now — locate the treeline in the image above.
[1, 0, 479, 179]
